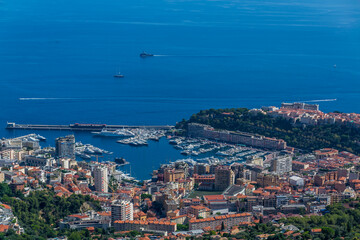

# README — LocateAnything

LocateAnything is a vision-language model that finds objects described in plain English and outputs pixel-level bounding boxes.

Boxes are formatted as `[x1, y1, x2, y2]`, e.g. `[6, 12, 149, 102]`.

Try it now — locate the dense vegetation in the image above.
[0, 183, 101, 240]
[141, 193, 152, 200]
[177, 108, 360, 154]
[193, 203, 360, 239]
[278, 203, 360, 240]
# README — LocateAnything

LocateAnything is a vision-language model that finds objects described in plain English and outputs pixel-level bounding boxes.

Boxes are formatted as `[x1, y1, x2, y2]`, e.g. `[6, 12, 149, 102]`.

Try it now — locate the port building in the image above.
[187, 123, 286, 150]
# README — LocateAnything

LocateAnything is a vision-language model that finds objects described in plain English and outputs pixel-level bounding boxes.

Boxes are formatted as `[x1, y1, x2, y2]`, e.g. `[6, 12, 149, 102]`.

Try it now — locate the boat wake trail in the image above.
[152, 55, 232, 58]
[19, 98, 85, 101]
[302, 99, 337, 103]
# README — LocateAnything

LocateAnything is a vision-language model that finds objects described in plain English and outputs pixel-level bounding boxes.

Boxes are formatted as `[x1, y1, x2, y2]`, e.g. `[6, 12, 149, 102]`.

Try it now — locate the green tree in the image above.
[68, 232, 82, 240]
[141, 193, 152, 200]
[177, 224, 189, 231]
[322, 227, 335, 239]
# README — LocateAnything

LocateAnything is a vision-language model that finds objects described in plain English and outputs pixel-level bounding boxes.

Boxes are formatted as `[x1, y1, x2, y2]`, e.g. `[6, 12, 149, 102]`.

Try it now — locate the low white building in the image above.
[289, 176, 304, 187]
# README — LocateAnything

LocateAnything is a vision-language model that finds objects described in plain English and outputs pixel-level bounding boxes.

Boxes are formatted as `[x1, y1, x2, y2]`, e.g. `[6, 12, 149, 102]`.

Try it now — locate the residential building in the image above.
[189, 213, 252, 230]
[111, 200, 133, 225]
[55, 135, 75, 160]
[94, 166, 108, 193]
[256, 174, 279, 188]
[289, 176, 304, 187]
[163, 168, 185, 183]
[271, 155, 292, 174]
[215, 166, 234, 191]
[114, 220, 176, 233]
[24, 156, 51, 167]
[281, 102, 319, 111]
[187, 123, 287, 150]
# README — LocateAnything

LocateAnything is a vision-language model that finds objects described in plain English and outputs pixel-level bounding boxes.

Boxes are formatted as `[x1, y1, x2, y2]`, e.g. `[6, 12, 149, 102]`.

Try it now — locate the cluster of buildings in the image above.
[117, 144, 360, 237]
[3, 126, 360, 239]
[0, 202, 23, 235]
[187, 123, 288, 150]
[0, 134, 123, 234]
[256, 102, 360, 127]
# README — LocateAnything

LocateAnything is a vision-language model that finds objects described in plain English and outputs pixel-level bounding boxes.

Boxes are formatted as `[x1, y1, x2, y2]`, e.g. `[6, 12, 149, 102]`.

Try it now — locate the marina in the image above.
[3, 127, 275, 180]
[167, 136, 275, 165]
[92, 128, 135, 137]
[2, 128, 183, 180]
[116, 128, 166, 146]
[75, 142, 113, 160]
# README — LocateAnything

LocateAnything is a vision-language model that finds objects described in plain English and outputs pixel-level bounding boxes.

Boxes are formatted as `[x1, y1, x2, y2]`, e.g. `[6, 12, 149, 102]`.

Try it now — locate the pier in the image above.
[5, 122, 174, 131]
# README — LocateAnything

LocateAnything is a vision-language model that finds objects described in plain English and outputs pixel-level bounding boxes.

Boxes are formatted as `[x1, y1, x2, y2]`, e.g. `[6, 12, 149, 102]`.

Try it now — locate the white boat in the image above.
[85, 148, 95, 154]
[93, 148, 103, 154]
[29, 137, 39, 142]
[36, 134, 46, 141]
[80, 154, 91, 159]
[129, 139, 148, 146]
[181, 150, 191, 155]
[114, 72, 124, 78]
[92, 129, 135, 137]
[216, 151, 230, 156]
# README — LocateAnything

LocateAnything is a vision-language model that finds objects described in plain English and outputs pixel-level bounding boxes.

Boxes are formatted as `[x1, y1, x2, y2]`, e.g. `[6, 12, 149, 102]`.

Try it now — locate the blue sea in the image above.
[0, 0, 359, 179]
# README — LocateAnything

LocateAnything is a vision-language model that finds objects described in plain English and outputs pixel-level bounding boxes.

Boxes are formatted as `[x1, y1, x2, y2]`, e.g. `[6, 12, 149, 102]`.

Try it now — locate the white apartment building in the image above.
[94, 166, 108, 193]
[111, 200, 133, 225]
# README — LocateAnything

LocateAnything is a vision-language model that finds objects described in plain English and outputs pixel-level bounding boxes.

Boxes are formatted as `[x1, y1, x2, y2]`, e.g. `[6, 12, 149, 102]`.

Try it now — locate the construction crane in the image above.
[91, 155, 104, 163]
[104, 178, 118, 201]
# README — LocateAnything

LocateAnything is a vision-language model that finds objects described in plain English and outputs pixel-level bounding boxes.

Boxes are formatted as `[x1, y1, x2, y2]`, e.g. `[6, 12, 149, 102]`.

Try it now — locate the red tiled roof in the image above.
[0, 225, 10, 233]
[203, 195, 225, 201]
[1, 204, 11, 210]
[68, 214, 88, 219]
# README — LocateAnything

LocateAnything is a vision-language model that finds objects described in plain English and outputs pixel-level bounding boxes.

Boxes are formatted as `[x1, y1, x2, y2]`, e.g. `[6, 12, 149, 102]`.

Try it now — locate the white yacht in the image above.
[36, 134, 46, 141]
[92, 128, 135, 137]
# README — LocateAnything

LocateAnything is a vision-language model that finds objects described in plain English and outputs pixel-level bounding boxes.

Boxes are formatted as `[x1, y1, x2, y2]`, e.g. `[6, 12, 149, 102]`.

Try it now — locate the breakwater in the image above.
[6, 122, 174, 131]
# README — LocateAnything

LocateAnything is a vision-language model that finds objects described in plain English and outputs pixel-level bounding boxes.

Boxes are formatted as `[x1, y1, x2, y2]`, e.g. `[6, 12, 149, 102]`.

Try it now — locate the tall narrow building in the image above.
[215, 165, 235, 191]
[55, 135, 75, 160]
[271, 155, 292, 174]
[94, 166, 108, 193]
[111, 199, 133, 226]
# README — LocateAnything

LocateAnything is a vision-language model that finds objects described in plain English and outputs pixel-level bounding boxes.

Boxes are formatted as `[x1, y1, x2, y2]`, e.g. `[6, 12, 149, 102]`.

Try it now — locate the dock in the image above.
[5, 122, 174, 131]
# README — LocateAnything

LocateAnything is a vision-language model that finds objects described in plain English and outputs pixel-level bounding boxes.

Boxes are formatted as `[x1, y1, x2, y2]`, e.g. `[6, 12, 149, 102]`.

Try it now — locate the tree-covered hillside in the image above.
[176, 108, 360, 154]
[0, 183, 101, 240]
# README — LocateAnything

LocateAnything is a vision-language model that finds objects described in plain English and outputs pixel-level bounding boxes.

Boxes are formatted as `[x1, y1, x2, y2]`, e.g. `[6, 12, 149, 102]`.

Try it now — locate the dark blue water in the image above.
[1, 0, 360, 179]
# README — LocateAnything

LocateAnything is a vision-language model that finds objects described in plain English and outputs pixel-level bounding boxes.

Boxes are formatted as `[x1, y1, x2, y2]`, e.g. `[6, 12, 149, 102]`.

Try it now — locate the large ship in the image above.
[140, 51, 154, 58]
[70, 123, 106, 129]
[92, 128, 135, 137]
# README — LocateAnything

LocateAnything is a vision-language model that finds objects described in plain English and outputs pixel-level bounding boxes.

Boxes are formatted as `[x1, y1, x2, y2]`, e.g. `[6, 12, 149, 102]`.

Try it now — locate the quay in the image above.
[5, 122, 174, 131]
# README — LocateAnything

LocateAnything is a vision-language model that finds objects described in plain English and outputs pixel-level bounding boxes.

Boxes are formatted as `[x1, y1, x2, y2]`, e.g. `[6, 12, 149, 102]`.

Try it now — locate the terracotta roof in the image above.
[138, 211, 146, 216]
[1, 204, 11, 210]
[97, 211, 111, 216]
[68, 214, 88, 219]
[188, 213, 251, 223]
[237, 194, 247, 199]
[203, 195, 225, 201]
[0, 225, 10, 233]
